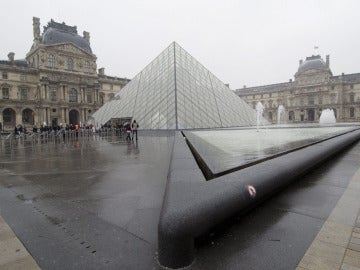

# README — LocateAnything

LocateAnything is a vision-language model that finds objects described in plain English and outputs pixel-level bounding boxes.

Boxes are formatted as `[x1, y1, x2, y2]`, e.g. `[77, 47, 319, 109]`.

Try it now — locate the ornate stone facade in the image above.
[236, 55, 360, 124]
[0, 17, 129, 131]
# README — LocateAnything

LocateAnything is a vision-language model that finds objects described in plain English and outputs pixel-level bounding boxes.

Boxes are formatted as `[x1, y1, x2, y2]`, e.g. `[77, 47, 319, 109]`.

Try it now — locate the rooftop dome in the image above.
[297, 55, 327, 73]
[41, 20, 92, 53]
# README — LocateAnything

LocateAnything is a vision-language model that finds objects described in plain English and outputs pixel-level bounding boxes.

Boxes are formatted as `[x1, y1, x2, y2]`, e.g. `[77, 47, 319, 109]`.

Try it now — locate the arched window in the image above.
[69, 88, 78, 103]
[67, 58, 74, 70]
[3, 108, 16, 125]
[289, 111, 295, 121]
[48, 54, 55, 68]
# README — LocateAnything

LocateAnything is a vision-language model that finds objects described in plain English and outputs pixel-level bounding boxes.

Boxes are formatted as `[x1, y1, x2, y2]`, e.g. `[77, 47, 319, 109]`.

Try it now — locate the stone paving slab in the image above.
[297, 167, 360, 270]
[0, 215, 40, 270]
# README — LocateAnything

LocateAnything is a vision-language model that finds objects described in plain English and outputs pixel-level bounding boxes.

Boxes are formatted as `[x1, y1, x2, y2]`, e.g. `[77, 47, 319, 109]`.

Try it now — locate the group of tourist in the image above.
[127, 120, 139, 141]
[100, 120, 139, 141]
[12, 120, 139, 141]
[13, 123, 95, 136]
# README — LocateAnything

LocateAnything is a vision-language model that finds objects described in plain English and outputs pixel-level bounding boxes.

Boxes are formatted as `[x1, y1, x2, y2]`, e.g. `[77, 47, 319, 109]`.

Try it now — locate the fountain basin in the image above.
[158, 125, 360, 269]
[183, 125, 356, 178]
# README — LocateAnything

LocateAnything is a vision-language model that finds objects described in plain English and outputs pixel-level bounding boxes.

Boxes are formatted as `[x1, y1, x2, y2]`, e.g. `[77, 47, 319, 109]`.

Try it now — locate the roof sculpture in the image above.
[38, 19, 92, 53]
[90, 42, 258, 129]
[297, 55, 327, 73]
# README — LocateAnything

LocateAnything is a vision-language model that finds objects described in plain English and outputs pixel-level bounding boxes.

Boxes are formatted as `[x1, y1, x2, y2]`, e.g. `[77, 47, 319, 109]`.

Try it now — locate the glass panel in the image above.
[90, 42, 258, 129]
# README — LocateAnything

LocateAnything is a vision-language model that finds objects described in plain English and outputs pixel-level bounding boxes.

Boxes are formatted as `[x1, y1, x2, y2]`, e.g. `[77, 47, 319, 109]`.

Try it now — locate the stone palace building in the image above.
[236, 55, 360, 124]
[0, 17, 129, 131]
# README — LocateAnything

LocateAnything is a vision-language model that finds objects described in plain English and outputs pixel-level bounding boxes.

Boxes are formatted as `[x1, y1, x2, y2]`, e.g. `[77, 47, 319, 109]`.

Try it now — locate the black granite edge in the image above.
[157, 129, 360, 269]
[185, 126, 360, 179]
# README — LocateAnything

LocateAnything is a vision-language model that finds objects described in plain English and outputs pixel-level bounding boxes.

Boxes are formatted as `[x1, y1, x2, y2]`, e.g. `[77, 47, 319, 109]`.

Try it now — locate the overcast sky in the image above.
[1, 0, 360, 89]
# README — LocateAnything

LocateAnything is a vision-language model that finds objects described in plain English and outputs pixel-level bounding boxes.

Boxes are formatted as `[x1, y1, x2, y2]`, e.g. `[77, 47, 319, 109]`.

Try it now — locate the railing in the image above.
[0, 127, 135, 151]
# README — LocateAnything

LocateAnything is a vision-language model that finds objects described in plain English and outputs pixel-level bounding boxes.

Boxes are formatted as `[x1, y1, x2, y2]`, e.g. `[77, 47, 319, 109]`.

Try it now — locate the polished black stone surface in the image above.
[0, 133, 173, 269]
[158, 129, 360, 268]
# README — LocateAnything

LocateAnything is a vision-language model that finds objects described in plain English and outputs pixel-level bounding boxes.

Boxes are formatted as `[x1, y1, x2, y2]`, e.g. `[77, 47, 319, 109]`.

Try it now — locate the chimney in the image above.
[225, 83, 229, 88]
[98, 68, 105, 75]
[326, 55, 330, 68]
[83, 31, 90, 43]
[299, 59, 303, 66]
[289, 79, 293, 82]
[33, 17, 40, 46]
[243, 85, 247, 88]
[8, 52, 15, 62]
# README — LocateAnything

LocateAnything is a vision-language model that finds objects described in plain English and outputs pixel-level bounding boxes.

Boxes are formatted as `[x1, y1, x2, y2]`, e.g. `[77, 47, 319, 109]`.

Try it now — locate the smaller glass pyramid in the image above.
[90, 42, 257, 129]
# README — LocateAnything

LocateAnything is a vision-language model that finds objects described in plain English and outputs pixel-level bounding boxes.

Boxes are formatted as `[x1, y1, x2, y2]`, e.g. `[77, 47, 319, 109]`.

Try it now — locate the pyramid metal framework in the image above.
[90, 42, 257, 129]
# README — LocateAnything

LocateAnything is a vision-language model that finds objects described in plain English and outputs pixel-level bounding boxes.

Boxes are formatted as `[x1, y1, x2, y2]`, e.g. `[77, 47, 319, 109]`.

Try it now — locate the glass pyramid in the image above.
[90, 42, 257, 129]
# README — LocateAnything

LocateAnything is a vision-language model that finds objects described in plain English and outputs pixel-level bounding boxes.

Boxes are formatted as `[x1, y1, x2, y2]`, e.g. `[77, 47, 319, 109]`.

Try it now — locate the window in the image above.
[48, 54, 55, 68]
[268, 100, 273, 108]
[2, 72, 8, 79]
[350, 84, 354, 89]
[2, 88, 9, 99]
[331, 86, 335, 90]
[110, 84, 113, 90]
[84, 60, 90, 72]
[331, 94, 336, 104]
[22, 109, 34, 125]
[3, 108, 14, 124]
[67, 58, 74, 70]
[20, 88, 28, 100]
[300, 98, 304, 106]
[289, 111, 295, 121]
[350, 107, 355, 118]
[69, 88, 78, 103]
[100, 94, 104, 105]
[86, 90, 92, 103]
[50, 89, 57, 101]
[20, 74, 26, 81]
[308, 96, 314, 105]
[318, 95, 323, 105]
[268, 112, 273, 120]
[350, 93, 355, 103]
